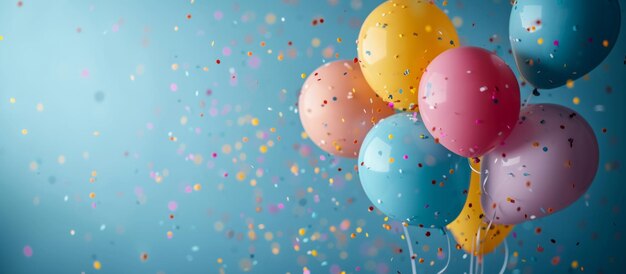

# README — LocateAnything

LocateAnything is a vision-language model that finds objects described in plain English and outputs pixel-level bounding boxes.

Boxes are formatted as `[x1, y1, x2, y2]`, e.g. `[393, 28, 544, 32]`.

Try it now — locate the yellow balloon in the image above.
[447, 159, 513, 256]
[357, 0, 459, 111]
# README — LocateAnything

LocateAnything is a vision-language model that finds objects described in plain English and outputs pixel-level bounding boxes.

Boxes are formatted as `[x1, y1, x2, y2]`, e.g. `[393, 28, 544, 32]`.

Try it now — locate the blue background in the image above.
[0, 0, 624, 273]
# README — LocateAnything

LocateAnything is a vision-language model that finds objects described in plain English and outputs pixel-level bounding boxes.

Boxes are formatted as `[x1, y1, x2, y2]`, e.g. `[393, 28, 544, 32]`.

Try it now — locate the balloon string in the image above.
[437, 229, 451, 274]
[481, 169, 501, 225]
[469, 235, 475, 274]
[474, 227, 481, 274]
[403, 225, 417, 274]
[469, 161, 481, 174]
[499, 239, 509, 274]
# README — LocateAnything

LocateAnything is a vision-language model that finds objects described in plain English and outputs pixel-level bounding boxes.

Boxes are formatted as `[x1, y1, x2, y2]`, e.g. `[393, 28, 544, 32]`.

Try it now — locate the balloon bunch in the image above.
[298, 0, 619, 271]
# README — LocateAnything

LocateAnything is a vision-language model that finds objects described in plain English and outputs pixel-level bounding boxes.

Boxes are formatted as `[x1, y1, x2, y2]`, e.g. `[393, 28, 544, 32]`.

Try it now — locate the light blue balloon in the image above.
[509, 0, 621, 89]
[358, 113, 470, 228]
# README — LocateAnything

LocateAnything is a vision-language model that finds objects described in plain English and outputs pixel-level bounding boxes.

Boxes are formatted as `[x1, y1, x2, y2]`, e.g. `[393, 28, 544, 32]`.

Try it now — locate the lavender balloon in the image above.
[481, 104, 599, 225]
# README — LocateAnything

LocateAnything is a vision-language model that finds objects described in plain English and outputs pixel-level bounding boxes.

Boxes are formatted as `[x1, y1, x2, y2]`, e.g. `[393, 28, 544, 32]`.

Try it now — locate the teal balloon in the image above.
[358, 113, 470, 228]
[509, 0, 621, 89]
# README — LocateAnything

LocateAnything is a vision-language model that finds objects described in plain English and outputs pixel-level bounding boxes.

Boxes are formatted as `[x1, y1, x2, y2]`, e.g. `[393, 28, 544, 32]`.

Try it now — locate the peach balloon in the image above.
[298, 61, 394, 158]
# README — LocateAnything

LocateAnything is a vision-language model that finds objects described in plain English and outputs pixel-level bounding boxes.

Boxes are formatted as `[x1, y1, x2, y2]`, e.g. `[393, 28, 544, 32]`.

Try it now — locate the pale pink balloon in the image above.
[418, 47, 520, 158]
[298, 60, 394, 158]
[481, 104, 599, 224]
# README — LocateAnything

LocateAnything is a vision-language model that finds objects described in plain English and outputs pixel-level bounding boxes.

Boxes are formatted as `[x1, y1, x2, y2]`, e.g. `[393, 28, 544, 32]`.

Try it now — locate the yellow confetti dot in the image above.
[566, 79, 575, 88]
[425, 25, 432, 32]
[537, 38, 544, 45]
[602, 40, 609, 47]
[265, 13, 277, 25]
[344, 172, 353, 181]
[300, 73, 307, 79]
[217, 257, 223, 264]
[271, 243, 280, 255]
[388, 134, 393, 140]
[290, 164, 299, 176]
[21, 129, 28, 135]
[452, 16, 463, 28]
[89, 192, 96, 199]
[0, 35, 4, 41]
[171, 63, 179, 70]
[389, 157, 395, 163]
[251, 118, 259, 126]
[310, 250, 318, 257]
[236, 171, 246, 181]
[259, 145, 268, 153]
[222, 144, 232, 154]
[193, 183, 202, 191]
[10, 97, 16, 104]
[311, 38, 321, 48]
[571, 260, 579, 268]
[29, 161, 39, 171]
[93, 260, 102, 270]
[573, 97, 580, 105]
[298, 228, 306, 236]
[336, 37, 342, 43]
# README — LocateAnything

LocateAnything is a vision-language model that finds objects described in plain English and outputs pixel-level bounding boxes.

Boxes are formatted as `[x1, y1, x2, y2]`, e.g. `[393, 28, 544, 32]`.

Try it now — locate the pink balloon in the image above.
[298, 60, 394, 158]
[481, 104, 599, 225]
[418, 47, 520, 158]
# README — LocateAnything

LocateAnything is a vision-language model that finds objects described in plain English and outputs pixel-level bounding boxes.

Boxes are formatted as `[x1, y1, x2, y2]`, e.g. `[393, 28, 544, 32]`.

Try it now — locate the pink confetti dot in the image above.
[247, 56, 261, 69]
[214, 11, 223, 21]
[222, 47, 232, 56]
[23, 245, 33, 257]
[170, 83, 178, 92]
[168, 201, 178, 211]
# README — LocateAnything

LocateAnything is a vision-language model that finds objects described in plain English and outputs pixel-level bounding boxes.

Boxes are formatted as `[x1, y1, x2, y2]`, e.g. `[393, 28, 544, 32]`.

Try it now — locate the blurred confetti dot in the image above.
[23, 245, 33, 257]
